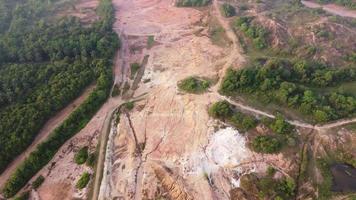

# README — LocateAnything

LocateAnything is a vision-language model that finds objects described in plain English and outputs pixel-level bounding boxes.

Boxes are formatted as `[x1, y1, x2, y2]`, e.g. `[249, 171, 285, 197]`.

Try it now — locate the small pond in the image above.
[331, 164, 356, 192]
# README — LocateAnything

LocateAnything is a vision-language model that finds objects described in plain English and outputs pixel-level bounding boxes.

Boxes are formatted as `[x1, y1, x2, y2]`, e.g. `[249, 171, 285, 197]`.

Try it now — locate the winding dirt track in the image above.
[301, 0, 356, 18]
[0, 84, 95, 189]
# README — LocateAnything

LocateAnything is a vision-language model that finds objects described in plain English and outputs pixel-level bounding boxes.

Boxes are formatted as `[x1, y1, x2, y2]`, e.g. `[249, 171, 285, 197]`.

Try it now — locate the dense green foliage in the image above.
[230, 112, 258, 131]
[220, 58, 356, 122]
[31, 175, 45, 190]
[316, 0, 356, 9]
[233, 16, 268, 49]
[208, 100, 233, 120]
[209, 100, 259, 131]
[76, 172, 91, 189]
[252, 135, 282, 153]
[220, 3, 236, 17]
[176, 0, 211, 7]
[178, 77, 210, 93]
[1, 0, 119, 197]
[74, 146, 89, 165]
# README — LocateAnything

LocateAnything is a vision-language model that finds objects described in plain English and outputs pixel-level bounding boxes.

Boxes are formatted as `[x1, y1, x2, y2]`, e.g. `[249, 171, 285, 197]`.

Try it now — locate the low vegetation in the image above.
[86, 152, 96, 167]
[208, 100, 233, 120]
[220, 3, 236, 18]
[240, 172, 296, 199]
[252, 135, 282, 153]
[124, 101, 135, 111]
[13, 191, 30, 200]
[147, 35, 155, 49]
[130, 63, 140, 79]
[175, 0, 211, 7]
[76, 172, 91, 189]
[220, 58, 356, 123]
[178, 77, 210, 94]
[32, 175, 45, 190]
[233, 16, 268, 49]
[316, 158, 333, 199]
[74, 146, 89, 165]
[1, 0, 118, 197]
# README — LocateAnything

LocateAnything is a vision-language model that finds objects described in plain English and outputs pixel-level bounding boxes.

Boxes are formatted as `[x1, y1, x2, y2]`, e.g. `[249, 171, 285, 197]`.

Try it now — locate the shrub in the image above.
[76, 172, 91, 189]
[124, 101, 134, 110]
[32, 175, 45, 189]
[220, 3, 236, 17]
[230, 112, 258, 131]
[147, 35, 154, 48]
[252, 135, 282, 153]
[270, 114, 294, 135]
[178, 77, 210, 93]
[86, 153, 96, 167]
[74, 146, 89, 165]
[130, 63, 140, 79]
[209, 100, 233, 119]
[14, 191, 30, 200]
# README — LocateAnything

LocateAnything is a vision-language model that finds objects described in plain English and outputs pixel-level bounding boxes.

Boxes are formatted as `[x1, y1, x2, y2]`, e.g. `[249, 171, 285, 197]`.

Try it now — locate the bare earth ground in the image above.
[0, 84, 95, 189]
[301, 0, 356, 18]
[7, 0, 355, 199]
[97, 1, 296, 200]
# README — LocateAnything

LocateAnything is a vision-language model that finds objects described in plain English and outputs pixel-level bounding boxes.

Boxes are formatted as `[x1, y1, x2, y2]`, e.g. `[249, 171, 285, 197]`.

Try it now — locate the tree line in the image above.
[1, 0, 119, 197]
[220, 58, 356, 123]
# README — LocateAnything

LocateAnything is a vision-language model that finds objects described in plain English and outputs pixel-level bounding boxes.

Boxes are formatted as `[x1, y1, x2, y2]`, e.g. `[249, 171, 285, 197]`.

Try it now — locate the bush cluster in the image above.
[76, 172, 91, 189]
[220, 3, 236, 17]
[74, 146, 89, 165]
[209, 100, 259, 130]
[252, 135, 282, 153]
[178, 77, 210, 93]
[233, 16, 268, 49]
[31, 175, 45, 189]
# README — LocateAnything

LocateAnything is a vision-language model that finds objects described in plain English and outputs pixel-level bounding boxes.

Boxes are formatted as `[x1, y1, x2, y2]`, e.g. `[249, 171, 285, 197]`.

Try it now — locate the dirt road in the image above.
[301, 0, 356, 18]
[0, 84, 95, 189]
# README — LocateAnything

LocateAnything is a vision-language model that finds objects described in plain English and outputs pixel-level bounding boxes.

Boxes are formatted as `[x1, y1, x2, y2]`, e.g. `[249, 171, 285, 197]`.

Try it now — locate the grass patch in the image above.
[178, 76, 210, 94]
[316, 158, 333, 200]
[130, 63, 140, 79]
[76, 172, 91, 189]
[123, 101, 134, 111]
[147, 35, 154, 49]
[74, 146, 89, 165]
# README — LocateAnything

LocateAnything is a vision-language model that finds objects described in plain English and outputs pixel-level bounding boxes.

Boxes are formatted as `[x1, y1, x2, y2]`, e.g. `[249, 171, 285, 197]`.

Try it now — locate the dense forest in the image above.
[220, 58, 356, 123]
[0, 0, 119, 197]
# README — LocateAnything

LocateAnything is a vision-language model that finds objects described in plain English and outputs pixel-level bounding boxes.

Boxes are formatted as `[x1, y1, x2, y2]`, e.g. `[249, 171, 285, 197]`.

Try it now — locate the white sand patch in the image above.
[178, 127, 254, 183]
[207, 127, 251, 168]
